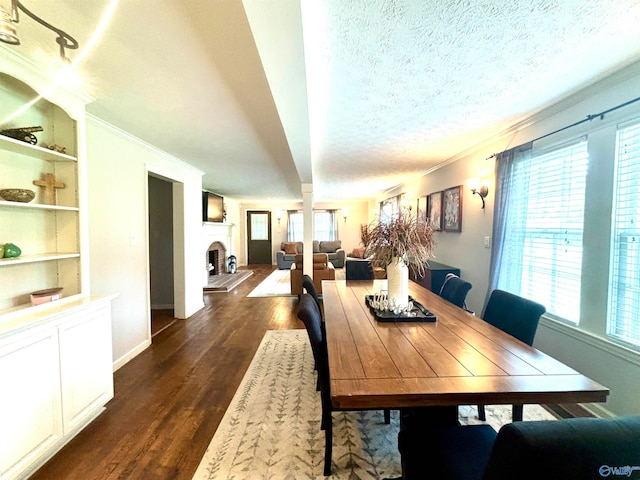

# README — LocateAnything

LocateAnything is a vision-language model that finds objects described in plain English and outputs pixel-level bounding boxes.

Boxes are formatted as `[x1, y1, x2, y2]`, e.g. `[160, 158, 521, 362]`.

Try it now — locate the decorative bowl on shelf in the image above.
[30, 287, 63, 306]
[0, 188, 36, 203]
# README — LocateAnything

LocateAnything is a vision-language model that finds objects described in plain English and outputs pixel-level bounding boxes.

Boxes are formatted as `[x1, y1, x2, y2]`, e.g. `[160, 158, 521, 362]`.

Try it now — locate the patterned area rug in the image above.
[192, 330, 557, 480]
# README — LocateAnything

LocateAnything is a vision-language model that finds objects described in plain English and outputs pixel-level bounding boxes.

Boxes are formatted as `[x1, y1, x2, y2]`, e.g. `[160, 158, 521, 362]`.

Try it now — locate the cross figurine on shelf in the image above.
[33, 173, 65, 205]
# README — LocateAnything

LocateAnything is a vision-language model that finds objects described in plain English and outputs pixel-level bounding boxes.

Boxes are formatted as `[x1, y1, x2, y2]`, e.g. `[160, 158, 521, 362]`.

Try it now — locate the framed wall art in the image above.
[416, 195, 428, 222]
[428, 191, 442, 231]
[443, 185, 462, 232]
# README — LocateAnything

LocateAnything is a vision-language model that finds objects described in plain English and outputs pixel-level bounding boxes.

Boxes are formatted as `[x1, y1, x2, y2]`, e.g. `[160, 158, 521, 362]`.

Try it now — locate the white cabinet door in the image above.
[0, 328, 63, 480]
[58, 305, 114, 432]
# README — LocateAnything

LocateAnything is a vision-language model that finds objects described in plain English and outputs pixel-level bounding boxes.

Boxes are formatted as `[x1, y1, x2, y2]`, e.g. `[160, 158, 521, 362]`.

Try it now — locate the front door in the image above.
[247, 211, 272, 264]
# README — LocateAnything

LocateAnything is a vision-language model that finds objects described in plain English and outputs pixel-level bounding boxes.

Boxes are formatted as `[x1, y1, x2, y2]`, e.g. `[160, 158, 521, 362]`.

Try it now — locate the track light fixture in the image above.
[0, 0, 79, 63]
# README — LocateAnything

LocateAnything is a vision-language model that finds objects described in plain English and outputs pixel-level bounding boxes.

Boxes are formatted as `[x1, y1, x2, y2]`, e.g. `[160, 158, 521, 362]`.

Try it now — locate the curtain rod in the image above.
[486, 95, 640, 160]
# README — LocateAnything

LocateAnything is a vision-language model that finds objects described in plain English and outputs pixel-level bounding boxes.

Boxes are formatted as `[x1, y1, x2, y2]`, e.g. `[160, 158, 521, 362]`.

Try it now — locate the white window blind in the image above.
[498, 139, 588, 324]
[287, 210, 338, 242]
[288, 212, 304, 242]
[608, 121, 640, 346]
[314, 211, 338, 241]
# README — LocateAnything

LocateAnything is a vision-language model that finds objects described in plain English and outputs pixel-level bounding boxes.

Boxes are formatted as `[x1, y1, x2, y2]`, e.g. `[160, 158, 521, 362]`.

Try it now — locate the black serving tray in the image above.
[365, 295, 437, 322]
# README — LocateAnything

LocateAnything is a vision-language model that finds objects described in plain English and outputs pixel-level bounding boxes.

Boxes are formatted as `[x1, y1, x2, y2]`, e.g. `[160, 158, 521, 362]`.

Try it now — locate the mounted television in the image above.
[203, 191, 224, 222]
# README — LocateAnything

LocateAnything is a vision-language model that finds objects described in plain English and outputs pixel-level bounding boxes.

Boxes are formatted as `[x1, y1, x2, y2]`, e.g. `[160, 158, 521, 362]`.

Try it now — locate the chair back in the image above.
[302, 274, 321, 309]
[296, 294, 326, 367]
[439, 273, 472, 308]
[482, 290, 545, 346]
[483, 416, 640, 480]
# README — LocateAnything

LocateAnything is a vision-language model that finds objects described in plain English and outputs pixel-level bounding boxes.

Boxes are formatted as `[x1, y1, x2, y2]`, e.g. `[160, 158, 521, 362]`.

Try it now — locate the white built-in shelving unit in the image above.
[0, 61, 114, 480]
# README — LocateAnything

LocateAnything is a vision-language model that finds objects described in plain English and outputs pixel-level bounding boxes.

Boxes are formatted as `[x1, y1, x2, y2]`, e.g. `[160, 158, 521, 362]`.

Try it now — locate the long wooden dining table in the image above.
[322, 279, 609, 411]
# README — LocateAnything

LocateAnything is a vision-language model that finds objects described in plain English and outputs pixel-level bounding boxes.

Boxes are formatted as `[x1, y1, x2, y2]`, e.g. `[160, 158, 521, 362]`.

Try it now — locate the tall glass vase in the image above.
[386, 256, 409, 309]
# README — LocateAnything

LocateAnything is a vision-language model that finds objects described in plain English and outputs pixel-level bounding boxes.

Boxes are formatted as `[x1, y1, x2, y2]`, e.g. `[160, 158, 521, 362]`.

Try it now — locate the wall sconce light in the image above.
[276, 210, 283, 225]
[342, 209, 349, 223]
[372, 208, 379, 217]
[0, 0, 79, 63]
[467, 178, 489, 209]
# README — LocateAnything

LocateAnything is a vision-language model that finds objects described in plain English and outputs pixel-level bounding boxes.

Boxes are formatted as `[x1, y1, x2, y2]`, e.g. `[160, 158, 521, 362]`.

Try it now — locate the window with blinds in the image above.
[287, 212, 304, 242]
[608, 121, 640, 346]
[313, 211, 338, 241]
[287, 210, 338, 242]
[498, 139, 588, 324]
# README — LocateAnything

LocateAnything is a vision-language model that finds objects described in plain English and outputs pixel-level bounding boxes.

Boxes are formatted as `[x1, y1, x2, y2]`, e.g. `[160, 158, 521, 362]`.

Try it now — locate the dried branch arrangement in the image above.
[365, 210, 436, 277]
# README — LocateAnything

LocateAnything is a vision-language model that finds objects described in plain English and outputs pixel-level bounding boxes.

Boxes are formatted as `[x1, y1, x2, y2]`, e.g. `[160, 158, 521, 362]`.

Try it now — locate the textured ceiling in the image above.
[2, 0, 640, 202]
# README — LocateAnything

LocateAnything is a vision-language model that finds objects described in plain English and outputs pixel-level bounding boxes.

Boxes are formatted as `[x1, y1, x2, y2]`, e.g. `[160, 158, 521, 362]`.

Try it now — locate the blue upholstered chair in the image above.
[482, 289, 545, 346]
[438, 273, 472, 309]
[478, 289, 546, 421]
[398, 415, 640, 480]
[296, 294, 390, 476]
[302, 274, 321, 311]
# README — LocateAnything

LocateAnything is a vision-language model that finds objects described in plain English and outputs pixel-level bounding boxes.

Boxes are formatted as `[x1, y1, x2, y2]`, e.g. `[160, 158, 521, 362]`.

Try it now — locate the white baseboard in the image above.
[112, 338, 151, 372]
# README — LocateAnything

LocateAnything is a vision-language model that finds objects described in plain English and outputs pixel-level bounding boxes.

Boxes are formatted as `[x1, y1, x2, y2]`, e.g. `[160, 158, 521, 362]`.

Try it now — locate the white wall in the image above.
[384, 61, 640, 416]
[86, 116, 204, 370]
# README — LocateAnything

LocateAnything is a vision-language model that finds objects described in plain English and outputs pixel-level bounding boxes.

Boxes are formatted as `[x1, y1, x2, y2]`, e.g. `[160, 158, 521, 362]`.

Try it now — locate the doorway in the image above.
[247, 210, 272, 264]
[148, 175, 176, 337]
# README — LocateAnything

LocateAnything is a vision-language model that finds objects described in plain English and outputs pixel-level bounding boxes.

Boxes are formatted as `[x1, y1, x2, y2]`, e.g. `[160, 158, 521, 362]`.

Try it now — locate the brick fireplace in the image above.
[206, 241, 226, 276]
[202, 222, 235, 287]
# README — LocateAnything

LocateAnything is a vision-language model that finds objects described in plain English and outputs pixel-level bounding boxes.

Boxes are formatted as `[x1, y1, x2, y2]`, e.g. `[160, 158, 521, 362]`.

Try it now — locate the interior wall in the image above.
[384, 61, 640, 416]
[148, 175, 174, 309]
[86, 116, 204, 370]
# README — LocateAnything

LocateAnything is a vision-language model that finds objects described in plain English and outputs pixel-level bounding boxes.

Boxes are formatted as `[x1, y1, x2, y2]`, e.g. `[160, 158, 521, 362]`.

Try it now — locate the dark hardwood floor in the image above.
[151, 309, 177, 337]
[31, 265, 301, 480]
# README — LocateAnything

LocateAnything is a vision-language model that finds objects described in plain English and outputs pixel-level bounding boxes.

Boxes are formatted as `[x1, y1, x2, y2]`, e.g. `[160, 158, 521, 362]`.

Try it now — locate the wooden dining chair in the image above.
[477, 289, 546, 421]
[398, 415, 640, 480]
[438, 273, 472, 309]
[296, 294, 391, 476]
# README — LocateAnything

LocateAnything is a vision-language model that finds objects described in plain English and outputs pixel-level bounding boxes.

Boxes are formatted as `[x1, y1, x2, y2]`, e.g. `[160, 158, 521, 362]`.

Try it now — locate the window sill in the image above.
[539, 316, 640, 368]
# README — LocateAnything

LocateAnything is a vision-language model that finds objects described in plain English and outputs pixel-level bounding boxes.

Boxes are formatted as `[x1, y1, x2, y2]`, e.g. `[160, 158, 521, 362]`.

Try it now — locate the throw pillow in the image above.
[351, 246, 366, 258]
[283, 242, 298, 254]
